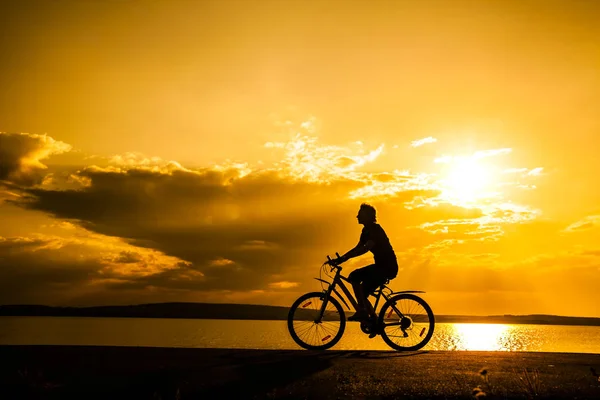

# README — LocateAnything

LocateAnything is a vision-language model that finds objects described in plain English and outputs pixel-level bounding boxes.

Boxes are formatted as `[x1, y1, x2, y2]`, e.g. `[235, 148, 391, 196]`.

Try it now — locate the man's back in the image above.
[359, 223, 398, 275]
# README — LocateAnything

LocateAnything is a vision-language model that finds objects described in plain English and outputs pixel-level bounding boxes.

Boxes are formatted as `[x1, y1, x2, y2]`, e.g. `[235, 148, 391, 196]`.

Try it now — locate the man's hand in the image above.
[331, 255, 347, 265]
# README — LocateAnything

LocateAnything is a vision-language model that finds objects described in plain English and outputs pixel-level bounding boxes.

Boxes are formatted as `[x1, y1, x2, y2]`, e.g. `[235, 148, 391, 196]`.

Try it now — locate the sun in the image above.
[439, 156, 496, 205]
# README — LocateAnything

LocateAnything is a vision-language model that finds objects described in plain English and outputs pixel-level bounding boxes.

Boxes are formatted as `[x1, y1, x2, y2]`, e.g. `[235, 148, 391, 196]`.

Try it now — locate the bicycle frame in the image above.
[314, 264, 425, 322]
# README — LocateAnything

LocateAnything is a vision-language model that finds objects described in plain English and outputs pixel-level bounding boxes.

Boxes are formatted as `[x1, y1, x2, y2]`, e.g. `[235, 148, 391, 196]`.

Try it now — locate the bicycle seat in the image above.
[368, 280, 390, 296]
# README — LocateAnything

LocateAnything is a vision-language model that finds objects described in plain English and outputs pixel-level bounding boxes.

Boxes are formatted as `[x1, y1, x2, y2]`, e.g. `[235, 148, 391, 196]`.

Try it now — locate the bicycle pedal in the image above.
[370, 323, 383, 337]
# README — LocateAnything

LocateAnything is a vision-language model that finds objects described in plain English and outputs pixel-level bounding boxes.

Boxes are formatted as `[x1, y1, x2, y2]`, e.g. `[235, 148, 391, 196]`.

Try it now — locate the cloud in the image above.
[110, 251, 144, 264]
[433, 155, 452, 164]
[503, 168, 529, 174]
[109, 152, 164, 167]
[468, 253, 500, 260]
[565, 215, 600, 232]
[236, 240, 278, 251]
[581, 249, 600, 256]
[209, 258, 235, 267]
[503, 167, 544, 177]
[473, 148, 512, 159]
[7, 146, 466, 297]
[9, 127, 533, 299]
[2, 126, 547, 307]
[418, 219, 503, 239]
[0, 132, 71, 186]
[410, 136, 437, 148]
[9, 166, 357, 293]
[0, 234, 191, 305]
[269, 281, 300, 289]
[527, 167, 544, 176]
[266, 133, 385, 181]
[389, 244, 600, 316]
[434, 148, 512, 165]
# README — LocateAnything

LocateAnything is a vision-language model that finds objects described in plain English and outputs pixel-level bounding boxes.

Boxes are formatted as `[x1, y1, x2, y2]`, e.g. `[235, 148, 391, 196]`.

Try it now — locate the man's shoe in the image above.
[368, 318, 380, 338]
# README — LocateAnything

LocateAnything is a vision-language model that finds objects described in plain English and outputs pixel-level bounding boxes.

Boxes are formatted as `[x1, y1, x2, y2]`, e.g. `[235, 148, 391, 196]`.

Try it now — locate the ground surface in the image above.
[1, 346, 600, 399]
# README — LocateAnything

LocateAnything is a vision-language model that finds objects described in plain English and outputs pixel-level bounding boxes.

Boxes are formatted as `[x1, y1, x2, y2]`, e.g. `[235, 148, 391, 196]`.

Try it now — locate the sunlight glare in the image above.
[451, 324, 512, 351]
[438, 156, 496, 205]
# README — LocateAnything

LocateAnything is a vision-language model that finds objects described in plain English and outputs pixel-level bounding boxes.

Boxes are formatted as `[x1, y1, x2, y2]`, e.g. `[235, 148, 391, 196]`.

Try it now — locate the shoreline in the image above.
[2, 304, 599, 327]
[3, 314, 600, 329]
[2, 345, 600, 399]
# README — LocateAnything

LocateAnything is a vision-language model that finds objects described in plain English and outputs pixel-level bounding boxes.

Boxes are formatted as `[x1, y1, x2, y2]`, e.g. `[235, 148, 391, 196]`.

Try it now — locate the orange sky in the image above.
[1, 0, 599, 316]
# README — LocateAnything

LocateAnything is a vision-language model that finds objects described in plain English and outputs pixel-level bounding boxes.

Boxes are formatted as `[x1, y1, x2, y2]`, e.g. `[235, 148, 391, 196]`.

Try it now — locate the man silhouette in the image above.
[333, 203, 398, 321]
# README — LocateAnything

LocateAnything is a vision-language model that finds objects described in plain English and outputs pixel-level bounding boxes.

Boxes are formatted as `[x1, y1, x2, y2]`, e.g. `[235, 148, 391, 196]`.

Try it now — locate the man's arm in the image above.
[339, 240, 374, 262]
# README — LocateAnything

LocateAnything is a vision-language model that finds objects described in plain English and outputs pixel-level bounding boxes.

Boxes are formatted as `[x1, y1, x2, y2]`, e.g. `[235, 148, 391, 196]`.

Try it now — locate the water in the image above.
[1, 317, 599, 354]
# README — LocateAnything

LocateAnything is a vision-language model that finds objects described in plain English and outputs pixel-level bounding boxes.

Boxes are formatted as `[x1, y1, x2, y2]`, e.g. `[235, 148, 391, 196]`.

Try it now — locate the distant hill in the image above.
[1, 303, 599, 326]
[0, 303, 291, 320]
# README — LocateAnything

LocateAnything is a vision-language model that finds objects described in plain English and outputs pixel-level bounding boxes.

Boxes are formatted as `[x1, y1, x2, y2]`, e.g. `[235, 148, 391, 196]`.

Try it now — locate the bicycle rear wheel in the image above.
[378, 293, 435, 351]
[287, 292, 346, 350]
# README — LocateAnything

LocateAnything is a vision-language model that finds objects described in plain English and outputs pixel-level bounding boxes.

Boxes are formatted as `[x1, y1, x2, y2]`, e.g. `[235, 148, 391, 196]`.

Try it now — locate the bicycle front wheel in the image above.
[287, 292, 346, 350]
[378, 293, 435, 351]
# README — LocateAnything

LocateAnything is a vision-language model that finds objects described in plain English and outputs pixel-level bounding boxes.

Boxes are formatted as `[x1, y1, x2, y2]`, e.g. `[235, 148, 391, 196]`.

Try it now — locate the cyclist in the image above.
[332, 203, 398, 322]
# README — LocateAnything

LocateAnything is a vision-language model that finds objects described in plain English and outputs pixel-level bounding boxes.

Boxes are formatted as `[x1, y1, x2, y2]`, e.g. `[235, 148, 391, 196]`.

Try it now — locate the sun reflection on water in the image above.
[450, 324, 514, 351]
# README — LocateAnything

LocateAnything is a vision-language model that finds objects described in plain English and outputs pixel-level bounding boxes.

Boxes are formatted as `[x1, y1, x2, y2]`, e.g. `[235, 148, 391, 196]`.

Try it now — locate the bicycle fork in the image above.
[315, 286, 334, 323]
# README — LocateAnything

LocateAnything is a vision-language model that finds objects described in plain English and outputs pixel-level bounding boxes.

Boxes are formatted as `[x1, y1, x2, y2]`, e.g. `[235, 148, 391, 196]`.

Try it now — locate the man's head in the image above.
[357, 203, 377, 225]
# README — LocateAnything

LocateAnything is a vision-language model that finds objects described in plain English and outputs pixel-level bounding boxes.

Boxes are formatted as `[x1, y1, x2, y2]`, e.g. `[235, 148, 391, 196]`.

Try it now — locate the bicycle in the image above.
[287, 253, 435, 351]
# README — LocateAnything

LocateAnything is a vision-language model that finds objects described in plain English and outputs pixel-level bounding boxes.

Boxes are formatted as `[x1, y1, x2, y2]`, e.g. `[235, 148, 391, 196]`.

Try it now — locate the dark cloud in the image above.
[0, 237, 103, 304]
[0, 132, 71, 186]
[0, 128, 509, 303]
[112, 251, 144, 264]
[0, 128, 515, 306]
[7, 162, 481, 296]
[0, 235, 212, 305]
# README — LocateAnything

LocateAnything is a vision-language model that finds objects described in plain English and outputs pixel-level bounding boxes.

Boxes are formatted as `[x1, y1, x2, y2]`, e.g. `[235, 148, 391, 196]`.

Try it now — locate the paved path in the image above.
[1, 346, 600, 399]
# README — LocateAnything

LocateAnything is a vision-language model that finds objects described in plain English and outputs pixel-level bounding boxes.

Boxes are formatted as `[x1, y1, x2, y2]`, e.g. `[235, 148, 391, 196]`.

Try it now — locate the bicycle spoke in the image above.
[320, 323, 338, 336]
[293, 322, 315, 337]
[379, 294, 433, 351]
[288, 293, 345, 349]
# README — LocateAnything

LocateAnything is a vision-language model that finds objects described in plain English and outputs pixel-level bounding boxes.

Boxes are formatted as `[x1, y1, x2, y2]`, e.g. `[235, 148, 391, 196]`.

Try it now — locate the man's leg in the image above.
[348, 268, 370, 320]
[361, 267, 387, 320]
[350, 281, 369, 319]
[363, 291, 376, 319]
[360, 279, 379, 320]
[351, 281, 366, 311]
[349, 265, 378, 321]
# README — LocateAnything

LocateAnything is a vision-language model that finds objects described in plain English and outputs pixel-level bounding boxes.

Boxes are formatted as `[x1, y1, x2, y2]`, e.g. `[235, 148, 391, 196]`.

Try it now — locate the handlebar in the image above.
[325, 253, 344, 271]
